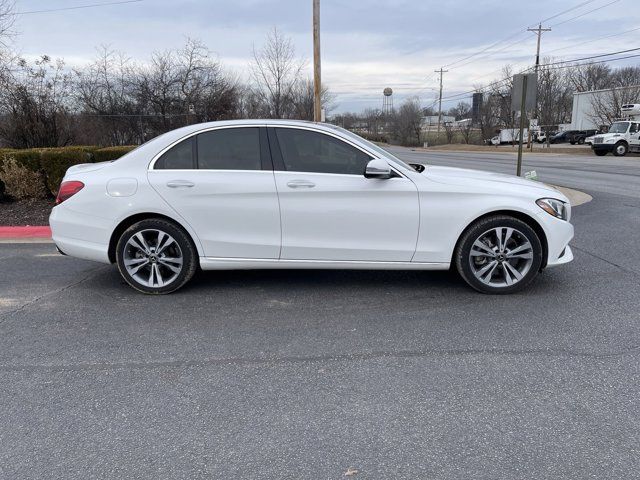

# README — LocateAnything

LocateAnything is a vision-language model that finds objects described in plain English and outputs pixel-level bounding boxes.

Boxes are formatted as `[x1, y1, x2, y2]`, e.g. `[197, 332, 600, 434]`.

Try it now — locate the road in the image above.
[1, 149, 639, 479]
[387, 146, 640, 199]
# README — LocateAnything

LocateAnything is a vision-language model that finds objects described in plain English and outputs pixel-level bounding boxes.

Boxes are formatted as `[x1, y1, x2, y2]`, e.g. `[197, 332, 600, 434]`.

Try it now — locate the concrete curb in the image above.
[0, 226, 52, 243]
[552, 186, 593, 207]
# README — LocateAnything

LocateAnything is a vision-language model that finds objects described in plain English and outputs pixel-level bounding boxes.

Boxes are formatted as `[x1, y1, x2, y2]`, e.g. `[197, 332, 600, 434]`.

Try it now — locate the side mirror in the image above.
[364, 159, 392, 179]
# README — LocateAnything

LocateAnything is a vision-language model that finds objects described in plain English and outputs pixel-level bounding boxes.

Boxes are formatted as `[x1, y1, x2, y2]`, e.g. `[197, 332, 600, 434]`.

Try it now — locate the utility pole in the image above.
[435, 67, 448, 135]
[528, 24, 550, 149]
[313, 0, 322, 122]
[527, 24, 551, 71]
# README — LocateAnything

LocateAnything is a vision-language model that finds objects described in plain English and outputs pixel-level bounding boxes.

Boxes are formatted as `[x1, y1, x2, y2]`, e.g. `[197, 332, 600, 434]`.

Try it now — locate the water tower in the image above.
[382, 87, 393, 115]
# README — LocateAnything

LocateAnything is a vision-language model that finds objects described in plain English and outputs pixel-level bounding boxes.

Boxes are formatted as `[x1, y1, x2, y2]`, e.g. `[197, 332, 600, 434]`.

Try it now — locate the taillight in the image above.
[56, 181, 84, 205]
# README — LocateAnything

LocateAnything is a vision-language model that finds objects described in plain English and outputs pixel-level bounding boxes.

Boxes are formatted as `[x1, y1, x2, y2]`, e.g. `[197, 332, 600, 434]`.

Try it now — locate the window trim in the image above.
[149, 125, 270, 172]
[266, 125, 405, 178]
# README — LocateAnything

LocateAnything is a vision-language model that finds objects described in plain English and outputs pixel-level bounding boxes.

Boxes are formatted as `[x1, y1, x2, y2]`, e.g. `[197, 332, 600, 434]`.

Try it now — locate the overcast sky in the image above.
[11, 0, 640, 113]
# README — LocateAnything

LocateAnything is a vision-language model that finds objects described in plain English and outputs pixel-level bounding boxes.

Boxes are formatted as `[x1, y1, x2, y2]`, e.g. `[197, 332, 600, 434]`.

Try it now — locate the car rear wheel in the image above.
[613, 141, 628, 157]
[116, 219, 197, 294]
[455, 215, 543, 294]
[578, 137, 585, 145]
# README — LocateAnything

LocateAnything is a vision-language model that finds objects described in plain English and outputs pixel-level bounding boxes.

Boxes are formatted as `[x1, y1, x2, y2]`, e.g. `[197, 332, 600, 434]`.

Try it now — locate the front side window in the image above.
[630, 123, 639, 134]
[155, 138, 194, 169]
[274, 128, 372, 175]
[197, 128, 261, 170]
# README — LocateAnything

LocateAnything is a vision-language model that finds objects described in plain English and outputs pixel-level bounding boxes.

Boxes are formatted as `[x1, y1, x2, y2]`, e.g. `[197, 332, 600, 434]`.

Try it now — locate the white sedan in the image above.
[50, 120, 574, 294]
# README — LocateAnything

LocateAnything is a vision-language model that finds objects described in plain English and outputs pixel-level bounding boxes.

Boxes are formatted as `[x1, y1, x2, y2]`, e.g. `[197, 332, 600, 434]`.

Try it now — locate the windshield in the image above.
[609, 121, 630, 134]
[325, 125, 415, 171]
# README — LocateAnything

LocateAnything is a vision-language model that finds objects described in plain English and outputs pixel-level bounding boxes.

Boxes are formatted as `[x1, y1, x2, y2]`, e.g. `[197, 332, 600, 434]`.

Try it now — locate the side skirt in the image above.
[199, 257, 450, 271]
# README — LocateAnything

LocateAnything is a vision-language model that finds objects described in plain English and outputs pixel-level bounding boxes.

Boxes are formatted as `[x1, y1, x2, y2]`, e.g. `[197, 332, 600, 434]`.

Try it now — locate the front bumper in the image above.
[535, 211, 574, 268]
[592, 144, 614, 153]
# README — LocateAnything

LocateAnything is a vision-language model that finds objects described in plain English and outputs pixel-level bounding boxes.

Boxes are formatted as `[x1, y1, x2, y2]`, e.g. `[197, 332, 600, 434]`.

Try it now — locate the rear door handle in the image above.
[286, 180, 316, 189]
[166, 180, 195, 188]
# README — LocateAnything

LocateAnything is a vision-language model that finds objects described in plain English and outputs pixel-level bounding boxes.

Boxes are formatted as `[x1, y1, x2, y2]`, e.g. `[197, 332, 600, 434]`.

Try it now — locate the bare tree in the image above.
[0, 55, 75, 148]
[250, 27, 306, 118]
[290, 79, 335, 120]
[457, 120, 474, 144]
[448, 101, 470, 120]
[0, 0, 15, 48]
[569, 64, 611, 92]
[588, 85, 640, 126]
[389, 97, 423, 146]
[75, 47, 140, 145]
[443, 121, 455, 144]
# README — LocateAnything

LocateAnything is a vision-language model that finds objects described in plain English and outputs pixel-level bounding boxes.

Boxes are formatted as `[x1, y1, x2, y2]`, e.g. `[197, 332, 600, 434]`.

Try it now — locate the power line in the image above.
[438, 0, 627, 74]
[540, 47, 640, 66]
[17, 0, 143, 15]
[434, 49, 640, 107]
[535, 0, 600, 24]
[549, 0, 621, 27]
[545, 26, 640, 55]
[541, 53, 640, 70]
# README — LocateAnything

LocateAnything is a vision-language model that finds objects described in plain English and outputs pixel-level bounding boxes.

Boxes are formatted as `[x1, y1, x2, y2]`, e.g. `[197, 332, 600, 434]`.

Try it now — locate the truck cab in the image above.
[591, 104, 640, 156]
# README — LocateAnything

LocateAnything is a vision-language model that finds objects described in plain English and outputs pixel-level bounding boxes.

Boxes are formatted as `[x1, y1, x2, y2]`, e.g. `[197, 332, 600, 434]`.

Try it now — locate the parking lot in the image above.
[1, 148, 639, 479]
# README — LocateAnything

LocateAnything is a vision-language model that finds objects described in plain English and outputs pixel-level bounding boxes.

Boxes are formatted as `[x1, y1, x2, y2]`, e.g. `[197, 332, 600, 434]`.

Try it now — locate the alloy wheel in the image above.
[123, 229, 184, 288]
[468, 227, 534, 288]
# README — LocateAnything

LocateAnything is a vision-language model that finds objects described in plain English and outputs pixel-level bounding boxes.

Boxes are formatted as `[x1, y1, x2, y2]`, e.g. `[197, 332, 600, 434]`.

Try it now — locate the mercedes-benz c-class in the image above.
[50, 120, 574, 294]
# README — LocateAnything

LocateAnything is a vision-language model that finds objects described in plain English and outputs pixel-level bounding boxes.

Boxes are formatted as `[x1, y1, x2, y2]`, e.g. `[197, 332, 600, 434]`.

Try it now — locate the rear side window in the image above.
[197, 128, 261, 170]
[274, 128, 372, 175]
[155, 138, 194, 169]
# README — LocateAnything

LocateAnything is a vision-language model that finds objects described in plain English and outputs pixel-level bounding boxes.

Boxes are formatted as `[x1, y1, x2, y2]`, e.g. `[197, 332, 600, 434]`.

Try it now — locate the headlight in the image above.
[537, 198, 569, 221]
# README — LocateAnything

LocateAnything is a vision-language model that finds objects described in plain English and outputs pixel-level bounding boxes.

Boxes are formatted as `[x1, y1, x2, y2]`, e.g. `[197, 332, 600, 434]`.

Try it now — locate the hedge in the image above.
[0, 145, 137, 197]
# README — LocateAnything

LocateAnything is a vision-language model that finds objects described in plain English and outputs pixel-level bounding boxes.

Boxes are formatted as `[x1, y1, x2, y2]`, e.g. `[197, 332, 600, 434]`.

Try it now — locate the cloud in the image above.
[12, 0, 639, 113]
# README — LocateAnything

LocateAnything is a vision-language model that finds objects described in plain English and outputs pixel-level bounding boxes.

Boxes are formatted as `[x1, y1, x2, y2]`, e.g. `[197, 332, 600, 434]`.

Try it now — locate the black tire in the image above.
[454, 215, 544, 294]
[612, 141, 628, 157]
[577, 137, 585, 145]
[594, 149, 607, 156]
[569, 141, 576, 145]
[116, 218, 197, 294]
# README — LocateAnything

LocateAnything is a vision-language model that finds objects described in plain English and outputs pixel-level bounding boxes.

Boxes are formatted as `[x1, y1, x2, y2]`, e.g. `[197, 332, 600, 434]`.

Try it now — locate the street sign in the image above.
[511, 73, 537, 113]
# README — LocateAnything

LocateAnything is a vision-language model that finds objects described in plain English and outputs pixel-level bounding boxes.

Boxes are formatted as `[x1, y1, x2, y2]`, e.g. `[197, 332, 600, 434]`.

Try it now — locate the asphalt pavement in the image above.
[0, 148, 639, 479]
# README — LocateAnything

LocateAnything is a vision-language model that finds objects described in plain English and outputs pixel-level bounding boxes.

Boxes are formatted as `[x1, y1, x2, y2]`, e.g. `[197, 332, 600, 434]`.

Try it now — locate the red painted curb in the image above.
[0, 226, 52, 238]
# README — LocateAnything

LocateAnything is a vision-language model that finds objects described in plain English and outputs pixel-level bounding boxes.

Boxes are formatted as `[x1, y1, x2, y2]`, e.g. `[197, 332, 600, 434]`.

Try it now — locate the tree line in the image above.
[332, 62, 640, 145]
[0, 28, 334, 148]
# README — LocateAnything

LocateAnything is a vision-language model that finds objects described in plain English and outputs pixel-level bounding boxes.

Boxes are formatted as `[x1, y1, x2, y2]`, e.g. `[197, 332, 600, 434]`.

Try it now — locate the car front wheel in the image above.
[116, 219, 197, 294]
[455, 215, 543, 294]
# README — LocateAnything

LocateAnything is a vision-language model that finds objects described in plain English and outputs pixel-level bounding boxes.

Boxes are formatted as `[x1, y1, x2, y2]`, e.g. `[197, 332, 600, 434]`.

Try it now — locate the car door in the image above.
[268, 126, 419, 262]
[148, 126, 281, 259]
[629, 122, 640, 150]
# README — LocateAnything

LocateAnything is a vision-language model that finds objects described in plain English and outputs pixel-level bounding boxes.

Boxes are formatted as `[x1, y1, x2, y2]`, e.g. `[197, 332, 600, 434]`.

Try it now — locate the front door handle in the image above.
[286, 180, 316, 189]
[166, 180, 195, 188]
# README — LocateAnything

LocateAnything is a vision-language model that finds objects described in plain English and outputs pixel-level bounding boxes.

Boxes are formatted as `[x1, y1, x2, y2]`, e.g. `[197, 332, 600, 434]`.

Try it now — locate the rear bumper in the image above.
[49, 205, 111, 264]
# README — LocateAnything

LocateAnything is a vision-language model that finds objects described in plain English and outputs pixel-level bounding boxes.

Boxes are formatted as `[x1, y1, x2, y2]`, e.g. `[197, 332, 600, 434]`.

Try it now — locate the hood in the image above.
[423, 165, 564, 198]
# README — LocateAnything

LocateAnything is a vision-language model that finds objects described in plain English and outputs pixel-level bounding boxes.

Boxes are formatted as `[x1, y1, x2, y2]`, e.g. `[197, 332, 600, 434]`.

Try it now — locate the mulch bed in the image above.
[0, 198, 54, 226]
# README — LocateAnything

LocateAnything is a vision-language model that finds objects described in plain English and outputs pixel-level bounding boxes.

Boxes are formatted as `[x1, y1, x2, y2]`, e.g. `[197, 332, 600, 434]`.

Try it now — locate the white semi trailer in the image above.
[591, 104, 640, 156]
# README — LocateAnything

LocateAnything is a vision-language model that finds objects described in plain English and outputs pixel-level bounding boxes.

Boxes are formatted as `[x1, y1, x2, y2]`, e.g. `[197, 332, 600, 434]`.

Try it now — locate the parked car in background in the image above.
[569, 130, 600, 145]
[549, 131, 575, 144]
[50, 120, 574, 295]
